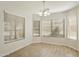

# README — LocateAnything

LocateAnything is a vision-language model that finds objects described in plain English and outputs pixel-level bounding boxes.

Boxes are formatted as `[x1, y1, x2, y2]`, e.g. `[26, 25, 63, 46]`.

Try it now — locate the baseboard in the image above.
[32, 40, 79, 53]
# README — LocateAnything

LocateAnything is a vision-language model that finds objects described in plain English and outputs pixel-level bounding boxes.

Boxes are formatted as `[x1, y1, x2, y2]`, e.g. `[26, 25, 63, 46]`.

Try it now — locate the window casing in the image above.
[4, 12, 25, 43]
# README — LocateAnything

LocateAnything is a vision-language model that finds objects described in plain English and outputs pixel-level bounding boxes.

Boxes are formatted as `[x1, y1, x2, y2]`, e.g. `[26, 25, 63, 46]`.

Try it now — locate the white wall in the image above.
[0, 3, 33, 56]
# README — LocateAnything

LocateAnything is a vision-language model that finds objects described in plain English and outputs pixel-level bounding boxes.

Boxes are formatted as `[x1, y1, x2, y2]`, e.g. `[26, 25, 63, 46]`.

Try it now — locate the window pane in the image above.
[15, 17, 25, 39]
[4, 12, 15, 41]
[51, 19, 64, 37]
[67, 9, 77, 40]
[33, 21, 40, 37]
[41, 20, 51, 36]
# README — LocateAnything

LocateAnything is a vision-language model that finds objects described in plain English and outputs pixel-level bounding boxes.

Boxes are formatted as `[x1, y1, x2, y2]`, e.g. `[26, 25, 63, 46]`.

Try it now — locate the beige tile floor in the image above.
[6, 43, 79, 57]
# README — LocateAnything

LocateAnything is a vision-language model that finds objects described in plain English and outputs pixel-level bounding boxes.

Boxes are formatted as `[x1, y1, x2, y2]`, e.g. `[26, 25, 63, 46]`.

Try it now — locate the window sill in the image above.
[4, 38, 25, 44]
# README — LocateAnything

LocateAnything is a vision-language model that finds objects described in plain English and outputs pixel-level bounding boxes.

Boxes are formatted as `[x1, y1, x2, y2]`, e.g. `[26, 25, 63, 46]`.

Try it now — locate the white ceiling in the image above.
[0, 1, 79, 13]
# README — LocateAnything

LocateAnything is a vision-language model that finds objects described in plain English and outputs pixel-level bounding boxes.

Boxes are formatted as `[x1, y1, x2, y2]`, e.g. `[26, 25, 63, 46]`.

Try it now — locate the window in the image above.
[51, 18, 64, 37]
[41, 14, 64, 37]
[33, 14, 65, 38]
[41, 20, 51, 36]
[67, 9, 77, 40]
[33, 20, 40, 37]
[15, 16, 25, 39]
[33, 14, 40, 37]
[4, 12, 25, 43]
